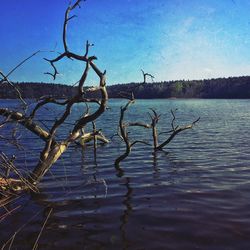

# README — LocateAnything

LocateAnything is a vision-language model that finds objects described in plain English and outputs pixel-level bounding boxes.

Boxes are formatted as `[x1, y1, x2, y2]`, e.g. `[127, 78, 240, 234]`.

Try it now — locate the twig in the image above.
[5, 51, 41, 78]
[32, 208, 53, 250]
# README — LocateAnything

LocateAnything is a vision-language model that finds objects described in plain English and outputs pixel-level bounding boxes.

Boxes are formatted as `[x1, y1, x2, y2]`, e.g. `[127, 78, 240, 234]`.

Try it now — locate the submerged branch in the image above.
[156, 116, 200, 151]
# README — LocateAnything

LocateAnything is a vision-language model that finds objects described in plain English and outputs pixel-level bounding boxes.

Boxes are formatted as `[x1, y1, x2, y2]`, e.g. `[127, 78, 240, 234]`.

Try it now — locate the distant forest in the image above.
[1, 76, 250, 99]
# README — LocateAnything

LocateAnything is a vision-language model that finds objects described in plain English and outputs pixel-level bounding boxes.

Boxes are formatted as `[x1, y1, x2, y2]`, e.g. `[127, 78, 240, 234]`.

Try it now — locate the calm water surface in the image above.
[1, 99, 250, 249]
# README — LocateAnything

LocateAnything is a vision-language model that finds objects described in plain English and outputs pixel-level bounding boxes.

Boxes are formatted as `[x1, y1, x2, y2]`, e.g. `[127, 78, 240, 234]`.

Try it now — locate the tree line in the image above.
[1, 76, 250, 99]
[109, 76, 250, 99]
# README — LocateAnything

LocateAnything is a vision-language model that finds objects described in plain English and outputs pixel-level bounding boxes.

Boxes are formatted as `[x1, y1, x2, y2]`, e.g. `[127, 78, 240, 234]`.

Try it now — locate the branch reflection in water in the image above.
[115, 162, 133, 250]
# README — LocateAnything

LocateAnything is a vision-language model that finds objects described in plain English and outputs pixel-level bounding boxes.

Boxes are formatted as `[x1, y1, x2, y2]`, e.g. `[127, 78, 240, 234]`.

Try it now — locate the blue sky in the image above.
[1, 0, 250, 85]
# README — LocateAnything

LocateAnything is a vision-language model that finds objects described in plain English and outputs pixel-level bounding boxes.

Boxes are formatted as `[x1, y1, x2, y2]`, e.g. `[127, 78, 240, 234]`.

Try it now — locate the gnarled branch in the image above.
[0, 108, 51, 142]
[156, 114, 200, 150]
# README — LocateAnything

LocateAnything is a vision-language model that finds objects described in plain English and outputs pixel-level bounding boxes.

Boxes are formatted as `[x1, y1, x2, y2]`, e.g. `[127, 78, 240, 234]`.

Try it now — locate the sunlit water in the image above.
[1, 99, 250, 249]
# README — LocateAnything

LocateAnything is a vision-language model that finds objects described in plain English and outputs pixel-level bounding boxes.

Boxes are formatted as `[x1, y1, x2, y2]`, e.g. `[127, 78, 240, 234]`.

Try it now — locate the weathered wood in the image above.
[0, 108, 51, 142]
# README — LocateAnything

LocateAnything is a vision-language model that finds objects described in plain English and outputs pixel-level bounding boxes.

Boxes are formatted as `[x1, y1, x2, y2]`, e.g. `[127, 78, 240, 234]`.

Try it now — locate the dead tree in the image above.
[0, 1, 200, 193]
[0, 0, 108, 186]
[114, 71, 154, 166]
[114, 93, 151, 167]
[115, 71, 200, 165]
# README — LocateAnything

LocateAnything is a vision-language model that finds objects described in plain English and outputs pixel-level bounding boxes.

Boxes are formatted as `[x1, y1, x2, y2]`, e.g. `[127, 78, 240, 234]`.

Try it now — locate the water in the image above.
[1, 99, 250, 249]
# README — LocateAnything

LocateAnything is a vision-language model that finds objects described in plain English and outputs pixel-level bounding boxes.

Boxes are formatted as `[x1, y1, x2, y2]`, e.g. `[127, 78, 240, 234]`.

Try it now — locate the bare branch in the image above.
[170, 108, 178, 131]
[70, 0, 83, 10]
[72, 65, 108, 133]
[127, 122, 151, 128]
[30, 97, 69, 119]
[156, 116, 200, 151]
[67, 14, 77, 22]
[84, 40, 94, 57]
[79, 130, 109, 144]
[78, 60, 90, 94]
[43, 57, 60, 80]
[63, 0, 84, 52]
[141, 69, 155, 83]
[0, 108, 51, 142]
[5, 51, 41, 79]
[148, 108, 160, 149]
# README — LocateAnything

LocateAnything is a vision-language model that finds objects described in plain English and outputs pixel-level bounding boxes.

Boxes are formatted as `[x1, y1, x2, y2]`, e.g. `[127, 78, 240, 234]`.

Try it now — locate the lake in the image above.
[1, 99, 250, 249]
